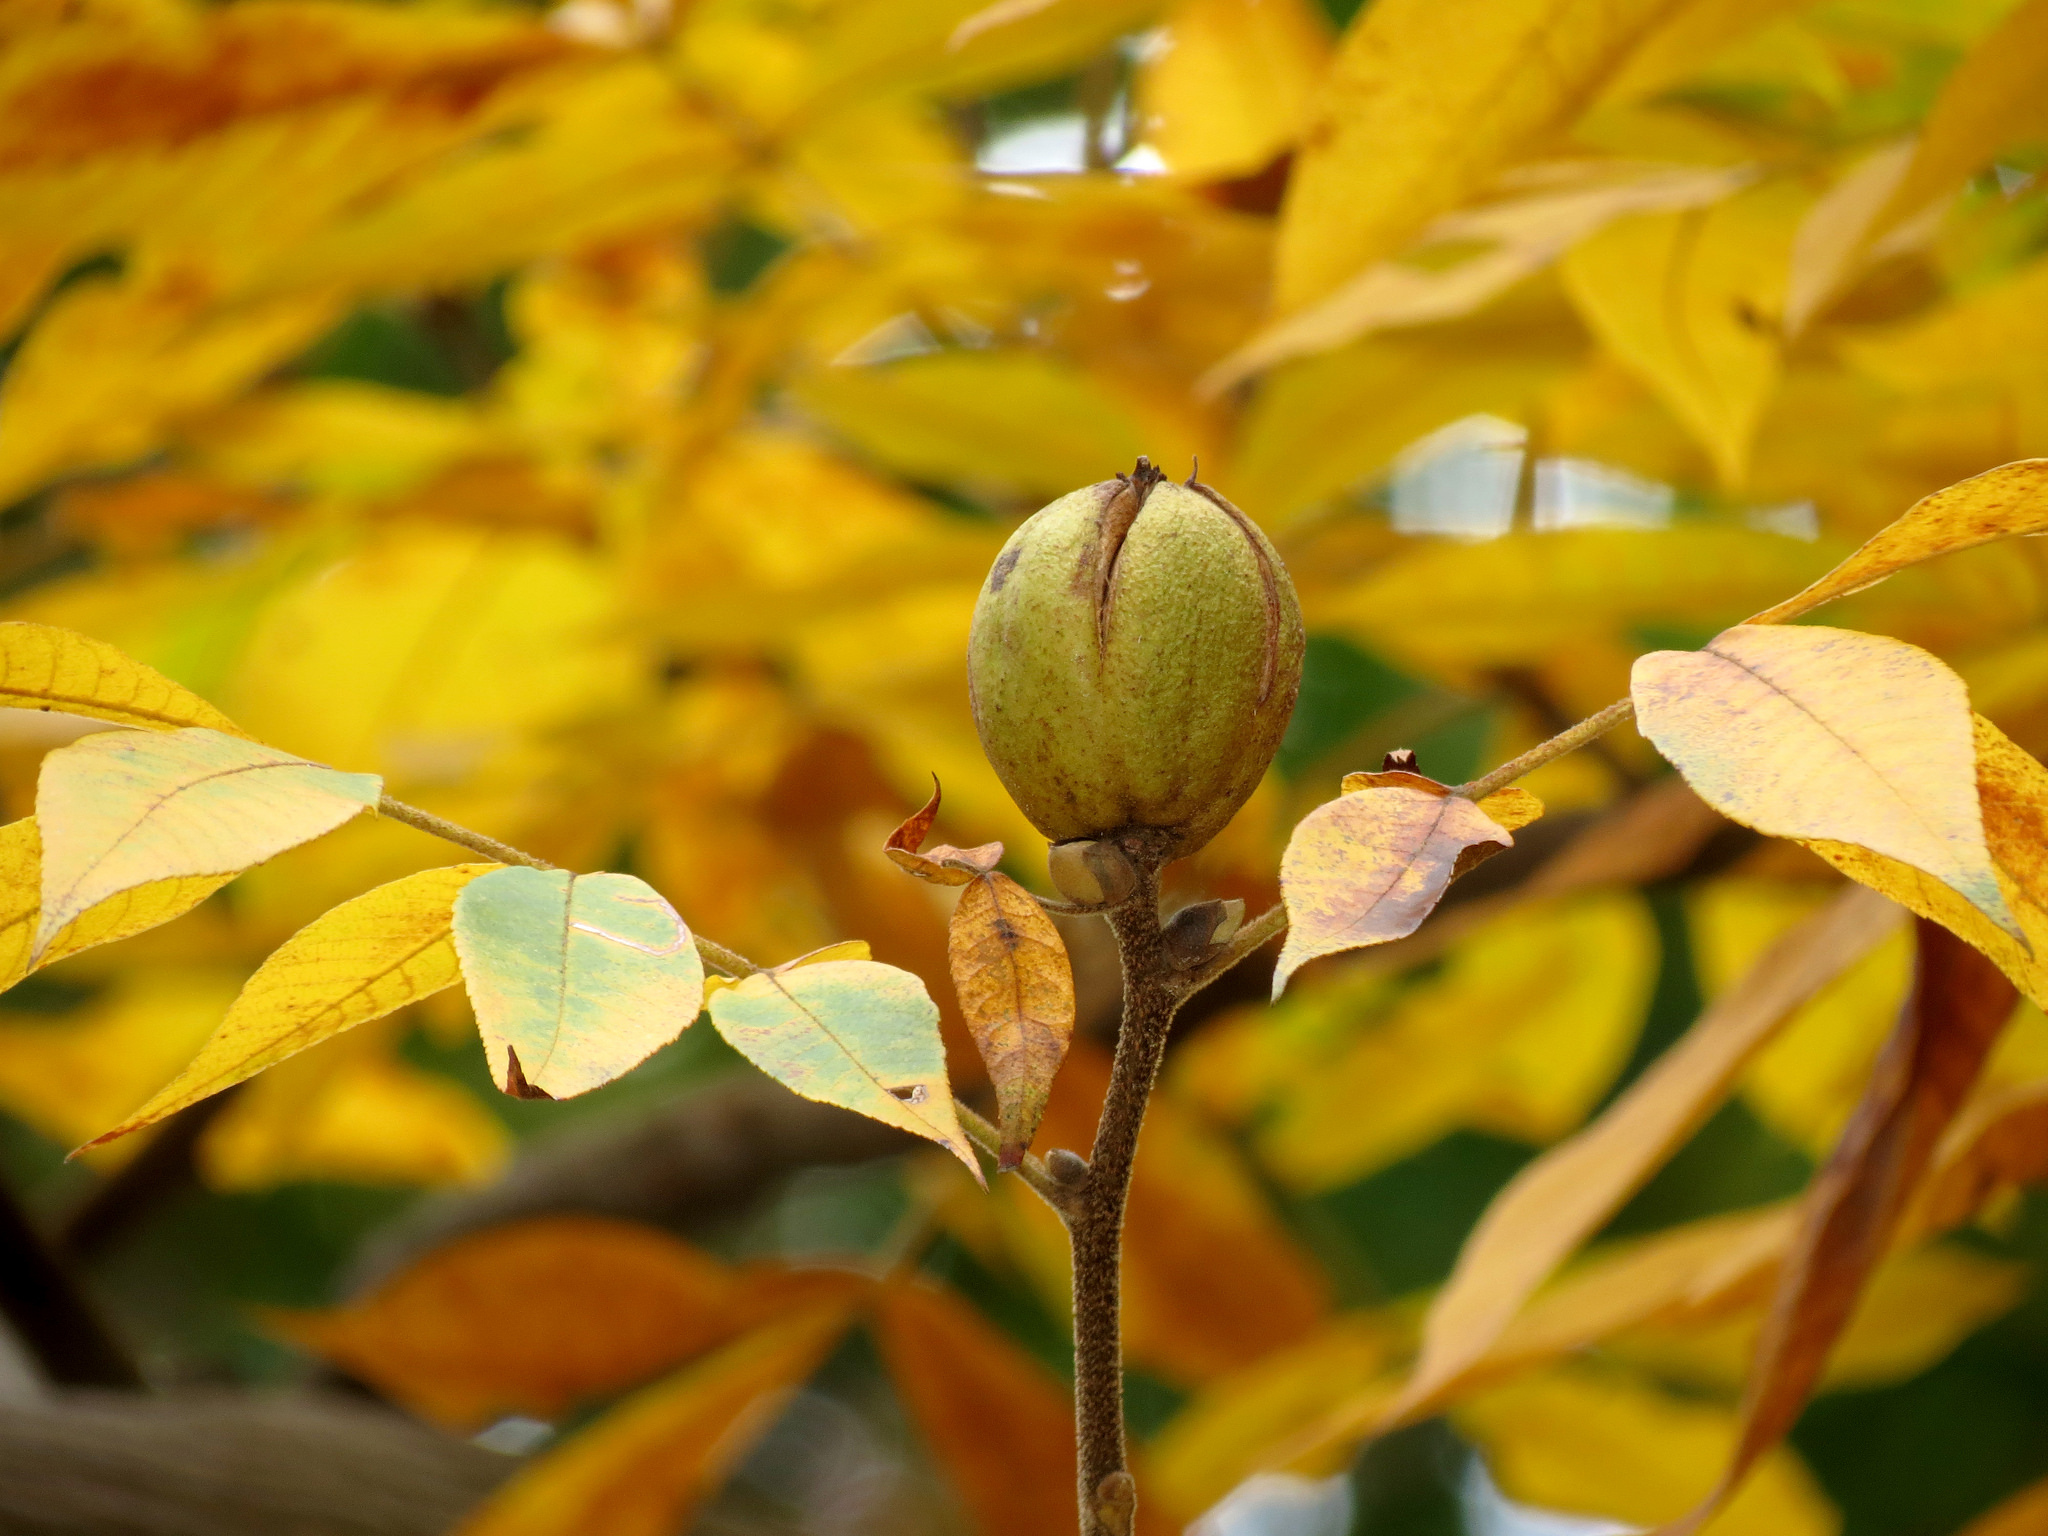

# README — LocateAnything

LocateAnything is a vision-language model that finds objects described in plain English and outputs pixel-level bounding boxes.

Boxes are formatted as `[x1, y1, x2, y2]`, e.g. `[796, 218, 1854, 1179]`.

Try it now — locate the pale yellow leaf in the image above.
[1804, 716, 2048, 1009]
[453, 867, 705, 1100]
[83, 864, 497, 1150]
[34, 727, 381, 958]
[0, 815, 235, 993]
[1561, 180, 1805, 486]
[1633, 625, 2016, 938]
[1274, 0, 1689, 311]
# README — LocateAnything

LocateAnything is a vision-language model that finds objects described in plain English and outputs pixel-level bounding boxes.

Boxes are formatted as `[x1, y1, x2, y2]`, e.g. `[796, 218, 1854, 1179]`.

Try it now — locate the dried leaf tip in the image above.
[501, 1046, 554, 1100]
[1382, 748, 1418, 772]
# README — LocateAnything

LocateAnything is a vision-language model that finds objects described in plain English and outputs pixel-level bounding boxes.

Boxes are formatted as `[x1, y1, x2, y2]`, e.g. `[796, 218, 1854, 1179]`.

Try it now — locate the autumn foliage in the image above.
[5, 0, 2048, 1534]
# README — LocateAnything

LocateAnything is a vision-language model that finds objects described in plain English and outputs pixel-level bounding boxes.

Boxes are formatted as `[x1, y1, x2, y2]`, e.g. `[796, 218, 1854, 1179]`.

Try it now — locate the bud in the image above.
[967, 460, 1305, 858]
[1161, 897, 1245, 968]
[1047, 838, 1139, 907]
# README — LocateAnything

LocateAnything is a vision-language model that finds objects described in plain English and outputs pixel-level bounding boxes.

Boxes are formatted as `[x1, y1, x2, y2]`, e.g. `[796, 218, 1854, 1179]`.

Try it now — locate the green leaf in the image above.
[33, 727, 381, 959]
[707, 959, 980, 1181]
[452, 866, 706, 1100]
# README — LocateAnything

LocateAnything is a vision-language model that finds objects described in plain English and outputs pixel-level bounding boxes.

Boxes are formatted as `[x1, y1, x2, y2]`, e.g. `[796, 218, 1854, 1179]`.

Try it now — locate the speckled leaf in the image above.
[707, 959, 980, 1181]
[84, 864, 500, 1150]
[1632, 625, 2018, 940]
[1750, 459, 2048, 625]
[0, 621, 245, 734]
[33, 727, 380, 959]
[1275, 781, 1521, 997]
[453, 867, 705, 1100]
[949, 871, 1074, 1170]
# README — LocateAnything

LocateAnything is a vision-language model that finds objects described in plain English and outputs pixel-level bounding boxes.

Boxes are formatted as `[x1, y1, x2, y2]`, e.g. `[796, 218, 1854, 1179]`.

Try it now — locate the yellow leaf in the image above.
[0, 275, 345, 505]
[1211, 162, 1751, 389]
[1274, 780, 1516, 995]
[0, 815, 235, 993]
[1871, 0, 2048, 250]
[1149, 1314, 1403, 1520]
[452, 867, 705, 1101]
[1256, 895, 1654, 1188]
[793, 350, 1183, 502]
[0, 622, 244, 735]
[199, 1024, 509, 1192]
[33, 726, 381, 958]
[1598, 0, 1818, 106]
[1138, 0, 1331, 182]
[1273, 0, 1688, 311]
[82, 864, 497, 1151]
[1749, 459, 2048, 625]
[225, 524, 634, 780]
[1632, 625, 2017, 939]
[1313, 526, 1833, 678]
[1690, 880, 1914, 1157]
[1457, 1365, 1839, 1536]
[1805, 715, 2048, 1009]
[1390, 885, 1898, 1427]
[948, 870, 1074, 1169]
[0, 967, 244, 1154]
[1560, 181, 1805, 487]
[454, 1305, 856, 1536]
[707, 959, 979, 1178]
[276, 1216, 753, 1429]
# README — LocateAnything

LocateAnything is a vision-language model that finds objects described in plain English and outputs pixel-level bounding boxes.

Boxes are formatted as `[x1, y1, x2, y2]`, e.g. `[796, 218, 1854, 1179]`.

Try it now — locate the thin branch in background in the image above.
[0, 1169, 143, 1388]
[56, 1090, 241, 1263]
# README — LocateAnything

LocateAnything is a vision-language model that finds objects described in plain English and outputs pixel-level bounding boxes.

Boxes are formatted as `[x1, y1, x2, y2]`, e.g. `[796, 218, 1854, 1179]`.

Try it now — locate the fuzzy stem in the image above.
[1454, 696, 1634, 804]
[1071, 861, 1179, 1536]
[956, 1101, 1082, 1219]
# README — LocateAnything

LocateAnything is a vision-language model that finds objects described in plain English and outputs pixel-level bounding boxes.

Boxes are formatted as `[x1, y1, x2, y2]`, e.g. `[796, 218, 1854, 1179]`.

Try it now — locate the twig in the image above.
[1455, 696, 1635, 804]
[954, 1101, 1082, 1220]
[0, 1170, 143, 1388]
[378, 795, 759, 979]
[1070, 850, 1181, 1536]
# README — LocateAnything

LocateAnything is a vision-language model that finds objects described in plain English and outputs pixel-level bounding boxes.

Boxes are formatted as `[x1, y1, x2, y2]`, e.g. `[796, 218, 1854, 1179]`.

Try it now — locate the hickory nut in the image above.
[967, 459, 1304, 859]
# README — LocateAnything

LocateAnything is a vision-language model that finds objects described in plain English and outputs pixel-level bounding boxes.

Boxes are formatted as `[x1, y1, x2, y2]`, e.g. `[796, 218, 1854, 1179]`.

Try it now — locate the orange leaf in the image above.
[1957, 1473, 2048, 1536]
[1910, 1075, 2048, 1238]
[884, 776, 1002, 886]
[273, 1216, 748, 1429]
[949, 869, 1075, 1171]
[1386, 884, 1898, 1427]
[1274, 776, 1523, 996]
[454, 1304, 855, 1536]
[1654, 920, 2017, 1536]
[873, 1280, 1078, 1536]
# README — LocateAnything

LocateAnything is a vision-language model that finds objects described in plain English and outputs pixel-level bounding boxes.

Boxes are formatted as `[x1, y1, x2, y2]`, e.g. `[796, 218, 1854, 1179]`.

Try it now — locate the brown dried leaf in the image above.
[1275, 777, 1533, 996]
[949, 870, 1075, 1171]
[884, 776, 1003, 886]
[1910, 1076, 2048, 1238]
[1654, 920, 2017, 1536]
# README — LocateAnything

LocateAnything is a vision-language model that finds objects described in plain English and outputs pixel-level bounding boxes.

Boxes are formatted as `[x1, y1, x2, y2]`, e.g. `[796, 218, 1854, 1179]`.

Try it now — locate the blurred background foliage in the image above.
[3, 0, 2048, 1532]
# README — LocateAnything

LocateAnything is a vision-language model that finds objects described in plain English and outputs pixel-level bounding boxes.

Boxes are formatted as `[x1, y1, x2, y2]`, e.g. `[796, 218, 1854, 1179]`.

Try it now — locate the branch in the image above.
[954, 1102, 1083, 1221]
[1454, 696, 1634, 804]
[377, 795, 759, 980]
[0, 1172, 142, 1388]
